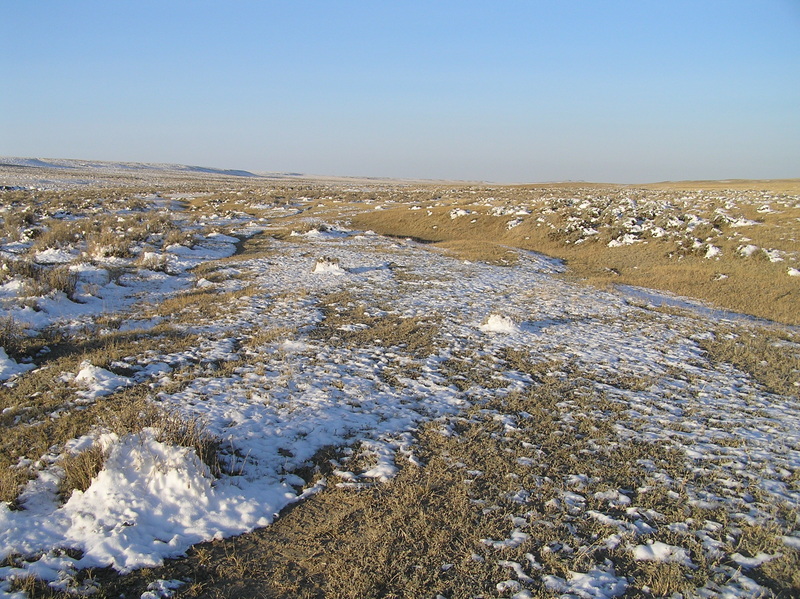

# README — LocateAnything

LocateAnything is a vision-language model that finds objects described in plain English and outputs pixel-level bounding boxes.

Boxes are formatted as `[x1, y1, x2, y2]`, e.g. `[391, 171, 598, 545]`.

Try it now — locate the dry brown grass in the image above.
[433, 239, 519, 265]
[639, 178, 800, 194]
[0, 315, 29, 360]
[32, 219, 84, 251]
[700, 326, 800, 397]
[86, 229, 135, 258]
[22, 264, 79, 299]
[148, 286, 257, 322]
[1, 256, 81, 302]
[0, 326, 202, 505]
[351, 190, 800, 325]
[309, 291, 440, 358]
[58, 444, 108, 500]
[243, 326, 296, 350]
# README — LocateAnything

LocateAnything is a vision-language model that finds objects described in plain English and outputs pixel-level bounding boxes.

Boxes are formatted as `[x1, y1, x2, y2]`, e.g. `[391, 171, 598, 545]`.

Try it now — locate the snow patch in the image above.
[140, 579, 184, 599]
[0, 429, 280, 576]
[73, 361, 133, 400]
[730, 552, 779, 569]
[34, 248, 80, 264]
[631, 541, 694, 567]
[737, 244, 759, 257]
[542, 564, 627, 598]
[0, 347, 35, 381]
[607, 234, 641, 247]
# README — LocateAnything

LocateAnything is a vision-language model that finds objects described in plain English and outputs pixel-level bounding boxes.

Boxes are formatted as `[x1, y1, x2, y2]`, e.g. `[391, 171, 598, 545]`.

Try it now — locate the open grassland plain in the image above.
[0, 160, 798, 598]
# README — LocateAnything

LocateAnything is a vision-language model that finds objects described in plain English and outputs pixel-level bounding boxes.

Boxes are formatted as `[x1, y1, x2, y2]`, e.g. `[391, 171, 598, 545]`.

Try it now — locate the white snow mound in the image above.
[312, 258, 346, 275]
[480, 314, 520, 334]
[62, 430, 271, 572]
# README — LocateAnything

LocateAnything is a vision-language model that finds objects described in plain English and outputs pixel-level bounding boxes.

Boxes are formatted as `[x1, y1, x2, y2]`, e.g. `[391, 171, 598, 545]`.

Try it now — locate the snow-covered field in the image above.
[0, 162, 798, 597]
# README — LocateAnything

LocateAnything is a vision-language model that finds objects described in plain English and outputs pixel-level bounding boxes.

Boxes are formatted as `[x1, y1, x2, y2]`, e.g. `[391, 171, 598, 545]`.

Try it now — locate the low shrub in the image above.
[32, 219, 83, 251]
[23, 265, 78, 300]
[86, 229, 134, 258]
[0, 316, 26, 358]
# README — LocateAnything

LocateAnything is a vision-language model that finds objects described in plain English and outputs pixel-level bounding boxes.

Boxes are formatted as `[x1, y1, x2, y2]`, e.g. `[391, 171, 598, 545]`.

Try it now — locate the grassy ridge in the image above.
[346, 182, 800, 325]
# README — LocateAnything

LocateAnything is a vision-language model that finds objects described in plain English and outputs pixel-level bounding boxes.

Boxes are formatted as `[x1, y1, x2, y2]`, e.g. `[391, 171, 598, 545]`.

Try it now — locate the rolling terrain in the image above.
[0, 160, 798, 598]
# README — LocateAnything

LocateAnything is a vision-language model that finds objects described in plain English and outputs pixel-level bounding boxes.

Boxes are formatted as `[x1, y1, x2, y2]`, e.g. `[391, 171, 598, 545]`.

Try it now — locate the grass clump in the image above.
[32, 219, 83, 251]
[105, 401, 223, 476]
[22, 265, 79, 300]
[57, 401, 223, 502]
[0, 466, 32, 507]
[1, 257, 80, 302]
[0, 316, 28, 360]
[86, 229, 135, 258]
[0, 256, 39, 282]
[0, 327, 204, 506]
[58, 444, 108, 500]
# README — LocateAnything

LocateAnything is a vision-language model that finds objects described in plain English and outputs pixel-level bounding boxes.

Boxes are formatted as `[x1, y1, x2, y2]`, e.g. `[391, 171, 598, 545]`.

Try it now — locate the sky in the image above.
[2, 1, 799, 183]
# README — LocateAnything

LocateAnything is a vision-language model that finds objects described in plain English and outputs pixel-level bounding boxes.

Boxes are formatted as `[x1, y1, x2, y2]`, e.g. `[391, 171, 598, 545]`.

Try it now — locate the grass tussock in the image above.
[0, 316, 28, 360]
[1, 256, 79, 301]
[58, 444, 108, 500]
[105, 400, 223, 476]
[0, 327, 203, 505]
[22, 265, 79, 299]
[0, 467, 33, 507]
[57, 401, 222, 502]
[0, 255, 39, 282]
[32, 219, 83, 251]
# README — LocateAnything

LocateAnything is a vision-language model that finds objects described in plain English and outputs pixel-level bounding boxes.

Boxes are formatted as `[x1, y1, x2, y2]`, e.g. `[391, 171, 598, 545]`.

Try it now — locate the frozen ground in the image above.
[0, 174, 798, 597]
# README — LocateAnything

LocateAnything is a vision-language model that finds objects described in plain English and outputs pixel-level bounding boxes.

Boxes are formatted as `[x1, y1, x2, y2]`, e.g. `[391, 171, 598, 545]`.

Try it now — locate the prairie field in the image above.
[0, 160, 798, 598]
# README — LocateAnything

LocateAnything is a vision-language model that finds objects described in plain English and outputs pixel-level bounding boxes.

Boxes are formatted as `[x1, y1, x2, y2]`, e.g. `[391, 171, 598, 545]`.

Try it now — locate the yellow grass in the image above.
[349, 182, 800, 325]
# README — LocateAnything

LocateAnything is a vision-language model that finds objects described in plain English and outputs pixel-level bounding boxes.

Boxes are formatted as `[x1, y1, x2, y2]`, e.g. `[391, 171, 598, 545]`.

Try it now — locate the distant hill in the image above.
[0, 157, 260, 178]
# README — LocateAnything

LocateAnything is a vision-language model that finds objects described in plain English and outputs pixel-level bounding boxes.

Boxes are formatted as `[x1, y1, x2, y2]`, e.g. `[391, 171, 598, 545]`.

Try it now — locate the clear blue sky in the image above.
[3, 1, 799, 183]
